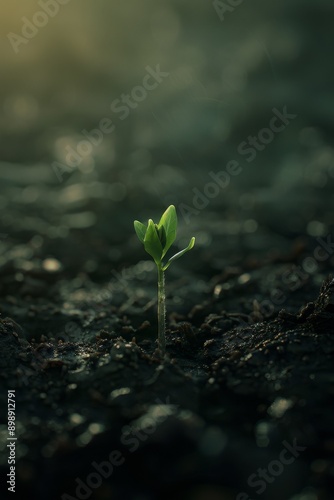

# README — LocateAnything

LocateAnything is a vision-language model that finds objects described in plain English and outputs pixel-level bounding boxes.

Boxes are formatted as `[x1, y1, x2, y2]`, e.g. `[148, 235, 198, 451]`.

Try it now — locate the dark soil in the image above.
[1, 234, 334, 500]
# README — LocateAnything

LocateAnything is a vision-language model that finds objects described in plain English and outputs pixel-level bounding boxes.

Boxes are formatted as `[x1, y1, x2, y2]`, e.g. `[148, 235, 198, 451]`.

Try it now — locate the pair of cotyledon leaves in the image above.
[134, 205, 195, 271]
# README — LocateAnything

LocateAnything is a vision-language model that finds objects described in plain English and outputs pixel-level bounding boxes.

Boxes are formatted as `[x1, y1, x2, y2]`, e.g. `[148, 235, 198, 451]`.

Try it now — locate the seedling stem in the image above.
[157, 267, 166, 352]
[134, 205, 195, 354]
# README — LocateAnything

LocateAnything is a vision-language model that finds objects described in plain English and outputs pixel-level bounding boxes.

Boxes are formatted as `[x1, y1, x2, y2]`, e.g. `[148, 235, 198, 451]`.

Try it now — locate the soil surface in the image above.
[1, 226, 334, 500]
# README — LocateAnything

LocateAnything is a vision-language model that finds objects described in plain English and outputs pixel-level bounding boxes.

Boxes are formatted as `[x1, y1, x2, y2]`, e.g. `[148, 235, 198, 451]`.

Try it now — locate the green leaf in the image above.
[156, 224, 167, 249]
[134, 220, 147, 243]
[162, 237, 195, 271]
[144, 219, 163, 265]
[158, 205, 177, 257]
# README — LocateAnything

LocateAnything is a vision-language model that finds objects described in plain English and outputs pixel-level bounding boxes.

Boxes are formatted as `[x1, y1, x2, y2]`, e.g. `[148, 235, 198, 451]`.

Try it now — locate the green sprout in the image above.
[134, 205, 195, 354]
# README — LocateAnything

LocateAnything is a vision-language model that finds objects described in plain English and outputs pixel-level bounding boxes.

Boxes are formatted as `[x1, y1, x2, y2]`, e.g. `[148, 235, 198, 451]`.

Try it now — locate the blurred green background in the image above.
[0, 0, 333, 280]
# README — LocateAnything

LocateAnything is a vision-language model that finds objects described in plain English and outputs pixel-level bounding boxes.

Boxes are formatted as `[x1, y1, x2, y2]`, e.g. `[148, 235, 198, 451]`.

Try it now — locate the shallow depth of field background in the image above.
[0, 0, 333, 281]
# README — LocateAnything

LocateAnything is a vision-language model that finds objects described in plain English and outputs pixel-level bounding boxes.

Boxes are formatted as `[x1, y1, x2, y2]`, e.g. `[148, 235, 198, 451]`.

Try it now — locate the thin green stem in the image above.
[157, 266, 166, 354]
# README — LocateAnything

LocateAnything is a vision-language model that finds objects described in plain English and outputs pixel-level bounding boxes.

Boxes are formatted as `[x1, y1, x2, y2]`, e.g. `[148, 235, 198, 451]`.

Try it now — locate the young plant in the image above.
[134, 205, 195, 354]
